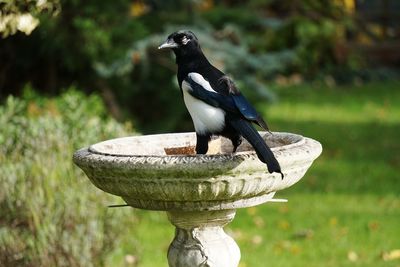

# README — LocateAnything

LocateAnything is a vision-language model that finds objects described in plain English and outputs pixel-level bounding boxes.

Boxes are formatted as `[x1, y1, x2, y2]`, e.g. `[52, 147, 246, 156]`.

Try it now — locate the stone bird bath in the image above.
[73, 132, 322, 267]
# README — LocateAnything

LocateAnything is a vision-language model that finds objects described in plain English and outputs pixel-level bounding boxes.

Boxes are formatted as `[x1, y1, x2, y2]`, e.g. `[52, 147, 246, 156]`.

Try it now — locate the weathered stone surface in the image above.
[73, 132, 322, 211]
[167, 210, 240, 267]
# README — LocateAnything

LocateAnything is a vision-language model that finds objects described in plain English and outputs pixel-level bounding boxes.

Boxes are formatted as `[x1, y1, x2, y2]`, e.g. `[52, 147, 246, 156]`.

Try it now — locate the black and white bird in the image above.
[159, 30, 283, 178]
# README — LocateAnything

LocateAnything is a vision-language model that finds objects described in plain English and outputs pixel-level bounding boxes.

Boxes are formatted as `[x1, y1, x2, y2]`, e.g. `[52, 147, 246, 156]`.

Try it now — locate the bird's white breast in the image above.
[182, 73, 225, 134]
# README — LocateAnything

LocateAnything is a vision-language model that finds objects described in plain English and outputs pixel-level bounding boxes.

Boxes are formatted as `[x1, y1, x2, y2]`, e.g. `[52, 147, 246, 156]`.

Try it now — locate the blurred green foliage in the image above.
[0, 87, 133, 266]
[0, 0, 60, 37]
[2, 0, 387, 133]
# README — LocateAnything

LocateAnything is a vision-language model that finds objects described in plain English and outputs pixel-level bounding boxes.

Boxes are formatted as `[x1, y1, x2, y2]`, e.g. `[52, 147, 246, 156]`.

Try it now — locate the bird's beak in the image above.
[158, 39, 178, 49]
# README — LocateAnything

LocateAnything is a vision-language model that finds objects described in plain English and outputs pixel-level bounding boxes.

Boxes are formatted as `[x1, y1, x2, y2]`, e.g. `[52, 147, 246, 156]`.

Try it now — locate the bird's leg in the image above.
[196, 133, 211, 154]
[230, 135, 242, 153]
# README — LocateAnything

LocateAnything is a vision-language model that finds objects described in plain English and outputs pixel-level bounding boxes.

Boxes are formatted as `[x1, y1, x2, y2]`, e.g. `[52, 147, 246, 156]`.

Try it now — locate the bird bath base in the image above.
[167, 209, 239, 267]
[73, 132, 322, 267]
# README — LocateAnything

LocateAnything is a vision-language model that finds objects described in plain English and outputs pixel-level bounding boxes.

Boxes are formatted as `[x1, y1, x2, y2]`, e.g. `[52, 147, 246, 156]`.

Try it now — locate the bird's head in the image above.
[158, 30, 201, 60]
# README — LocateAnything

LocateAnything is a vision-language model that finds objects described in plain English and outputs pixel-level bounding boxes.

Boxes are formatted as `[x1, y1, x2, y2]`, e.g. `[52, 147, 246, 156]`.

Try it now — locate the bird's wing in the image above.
[218, 76, 270, 132]
[184, 73, 270, 131]
[183, 73, 237, 113]
[231, 94, 270, 131]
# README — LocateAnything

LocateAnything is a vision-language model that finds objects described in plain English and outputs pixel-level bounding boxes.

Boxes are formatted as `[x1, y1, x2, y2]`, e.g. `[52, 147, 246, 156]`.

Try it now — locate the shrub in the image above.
[0, 88, 132, 266]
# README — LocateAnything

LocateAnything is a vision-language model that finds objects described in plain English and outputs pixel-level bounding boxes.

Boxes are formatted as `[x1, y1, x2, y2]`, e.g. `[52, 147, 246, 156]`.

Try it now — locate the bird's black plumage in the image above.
[159, 30, 283, 178]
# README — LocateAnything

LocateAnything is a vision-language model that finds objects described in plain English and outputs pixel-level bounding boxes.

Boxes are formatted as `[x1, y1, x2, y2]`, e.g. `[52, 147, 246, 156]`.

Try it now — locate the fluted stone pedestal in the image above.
[73, 132, 322, 267]
[167, 210, 240, 267]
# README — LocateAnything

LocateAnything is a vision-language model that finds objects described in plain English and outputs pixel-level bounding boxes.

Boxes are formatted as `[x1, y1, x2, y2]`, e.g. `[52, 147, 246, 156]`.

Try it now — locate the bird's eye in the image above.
[181, 36, 190, 45]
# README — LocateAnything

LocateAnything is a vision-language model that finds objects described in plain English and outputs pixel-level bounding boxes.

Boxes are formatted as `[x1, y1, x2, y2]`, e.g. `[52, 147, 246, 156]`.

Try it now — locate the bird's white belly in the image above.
[182, 89, 225, 134]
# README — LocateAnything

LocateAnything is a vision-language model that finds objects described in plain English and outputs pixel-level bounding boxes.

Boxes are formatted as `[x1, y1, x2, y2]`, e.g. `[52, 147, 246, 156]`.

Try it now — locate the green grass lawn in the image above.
[110, 81, 400, 267]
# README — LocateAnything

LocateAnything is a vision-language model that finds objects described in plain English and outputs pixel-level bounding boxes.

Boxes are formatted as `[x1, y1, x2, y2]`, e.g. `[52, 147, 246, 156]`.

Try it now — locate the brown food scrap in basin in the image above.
[164, 146, 196, 155]
[164, 139, 222, 155]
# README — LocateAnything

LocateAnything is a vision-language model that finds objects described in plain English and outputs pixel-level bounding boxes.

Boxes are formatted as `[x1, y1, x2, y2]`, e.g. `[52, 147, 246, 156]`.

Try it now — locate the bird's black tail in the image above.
[229, 118, 283, 178]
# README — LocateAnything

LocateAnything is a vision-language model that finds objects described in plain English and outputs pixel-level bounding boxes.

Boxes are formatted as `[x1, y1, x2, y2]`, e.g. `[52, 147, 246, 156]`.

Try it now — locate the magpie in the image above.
[159, 30, 283, 178]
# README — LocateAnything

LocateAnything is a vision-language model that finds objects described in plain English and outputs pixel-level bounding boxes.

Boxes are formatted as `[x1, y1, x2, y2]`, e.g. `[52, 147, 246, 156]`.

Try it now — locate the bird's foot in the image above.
[271, 170, 284, 180]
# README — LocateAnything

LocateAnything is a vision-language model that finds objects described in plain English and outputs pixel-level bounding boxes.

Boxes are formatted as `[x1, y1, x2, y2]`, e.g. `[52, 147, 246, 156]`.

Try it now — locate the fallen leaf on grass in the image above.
[251, 235, 263, 245]
[247, 207, 257, 216]
[290, 244, 301, 255]
[273, 240, 302, 255]
[278, 205, 289, 214]
[382, 249, 400, 261]
[329, 217, 338, 227]
[278, 220, 290, 230]
[125, 254, 138, 265]
[368, 221, 380, 231]
[274, 240, 291, 253]
[348, 251, 358, 262]
[253, 216, 265, 228]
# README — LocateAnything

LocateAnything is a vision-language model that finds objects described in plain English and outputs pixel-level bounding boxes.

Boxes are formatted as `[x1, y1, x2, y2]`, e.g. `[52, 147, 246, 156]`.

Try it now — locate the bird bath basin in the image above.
[73, 132, 322, 267]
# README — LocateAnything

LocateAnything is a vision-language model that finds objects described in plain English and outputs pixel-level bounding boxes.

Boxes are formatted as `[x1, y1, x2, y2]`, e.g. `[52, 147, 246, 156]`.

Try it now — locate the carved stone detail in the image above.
[73, 132, 322, 211]
[167, 210, 240, 267]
